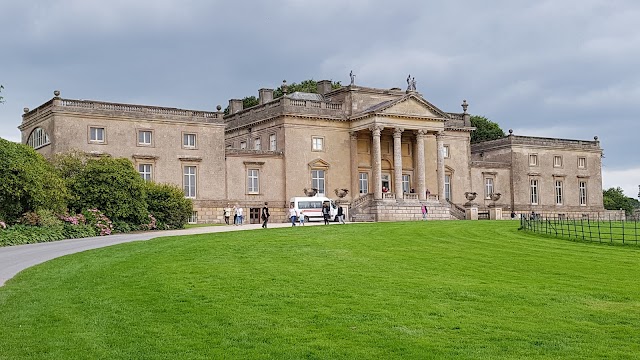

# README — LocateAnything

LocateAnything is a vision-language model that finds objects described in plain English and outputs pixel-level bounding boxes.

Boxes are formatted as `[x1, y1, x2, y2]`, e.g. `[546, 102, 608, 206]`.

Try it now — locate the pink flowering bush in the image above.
[139, 214, 157, 231]
[59, 213, 87, 226]
[82, 208, 113, 236]
[0, 221, 6, 230]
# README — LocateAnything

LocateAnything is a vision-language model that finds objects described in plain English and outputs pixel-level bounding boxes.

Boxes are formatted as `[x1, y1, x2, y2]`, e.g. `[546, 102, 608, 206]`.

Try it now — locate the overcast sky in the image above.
[1, 0, 638, 198]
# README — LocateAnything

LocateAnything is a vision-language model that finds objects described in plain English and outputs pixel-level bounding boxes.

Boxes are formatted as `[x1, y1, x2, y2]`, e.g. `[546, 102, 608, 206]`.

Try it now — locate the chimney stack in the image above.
[317, 80, 332, 95]
[229, 99, 243, 114]
[258, 88, 274, 105]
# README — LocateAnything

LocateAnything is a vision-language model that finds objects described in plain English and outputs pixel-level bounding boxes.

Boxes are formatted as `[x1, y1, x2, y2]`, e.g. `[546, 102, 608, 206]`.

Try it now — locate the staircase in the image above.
[349, 194, 375, 222]
[447, 200, 466, 220]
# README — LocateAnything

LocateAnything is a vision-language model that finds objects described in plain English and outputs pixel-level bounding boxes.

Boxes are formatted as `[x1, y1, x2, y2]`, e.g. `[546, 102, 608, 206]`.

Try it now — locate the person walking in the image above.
[421, 205, 428, 220]
[337, 206, 345, 224]
[299, 210, 305, 226]
[233, 205, 238, 226]
[289, 204, 298, 226]
[261, 202, 270, 229]
[322, 203, 331, 225]
[223, 204, 231, 225]
[236, 205, 244, 225]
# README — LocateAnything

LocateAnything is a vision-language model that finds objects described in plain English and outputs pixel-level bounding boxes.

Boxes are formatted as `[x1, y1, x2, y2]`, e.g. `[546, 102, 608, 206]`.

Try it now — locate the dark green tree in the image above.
[145, 182, 193, 229]
[603, 187, 638, 215]
[69, 157, 148, 225]
[470, 115, 506, 143]
[0, 138, 68, 222]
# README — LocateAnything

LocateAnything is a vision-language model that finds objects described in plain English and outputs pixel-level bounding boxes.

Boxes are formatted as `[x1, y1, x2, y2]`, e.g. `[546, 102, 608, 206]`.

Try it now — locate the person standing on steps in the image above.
[261, 202, 270, 229]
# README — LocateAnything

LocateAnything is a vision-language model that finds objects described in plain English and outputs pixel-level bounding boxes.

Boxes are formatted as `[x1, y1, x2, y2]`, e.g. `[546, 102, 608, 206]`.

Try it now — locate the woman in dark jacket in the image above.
[322, 203, 330, 225]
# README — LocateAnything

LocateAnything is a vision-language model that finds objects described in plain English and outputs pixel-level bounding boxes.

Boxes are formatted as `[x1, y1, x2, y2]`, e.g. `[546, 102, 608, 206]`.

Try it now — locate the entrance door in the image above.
[381, 173, 391, 193]
[249, 208, 260, 224]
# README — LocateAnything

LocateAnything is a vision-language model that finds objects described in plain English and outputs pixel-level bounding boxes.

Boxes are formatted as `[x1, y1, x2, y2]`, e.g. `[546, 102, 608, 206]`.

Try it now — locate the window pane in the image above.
[312, 169, 325, 194]
[183, 166, 196, 198]
[402, 174, 410, 193]
[269, 134, 276, 151]
[444, 175, 451, 201]
[359, 173, 368, 194]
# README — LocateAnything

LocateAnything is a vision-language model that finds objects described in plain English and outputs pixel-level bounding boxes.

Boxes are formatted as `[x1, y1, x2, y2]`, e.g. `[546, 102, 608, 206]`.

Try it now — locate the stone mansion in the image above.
[18, 79, 605, 223]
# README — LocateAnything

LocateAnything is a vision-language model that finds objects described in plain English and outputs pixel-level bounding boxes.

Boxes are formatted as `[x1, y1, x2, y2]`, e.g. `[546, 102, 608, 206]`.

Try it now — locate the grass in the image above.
[1, 221, 639, 359]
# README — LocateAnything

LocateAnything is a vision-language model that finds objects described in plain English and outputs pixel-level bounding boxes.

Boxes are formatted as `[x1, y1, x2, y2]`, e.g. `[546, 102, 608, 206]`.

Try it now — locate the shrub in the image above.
[62, 224, 97, 239]
[0, 224, 66, 246]
[112, 220, 133, 233]
[145, 182, 192, 229]
[0, 138, 68, 223]
[69, 158, 147, 225]
[82, 209, 113, 236]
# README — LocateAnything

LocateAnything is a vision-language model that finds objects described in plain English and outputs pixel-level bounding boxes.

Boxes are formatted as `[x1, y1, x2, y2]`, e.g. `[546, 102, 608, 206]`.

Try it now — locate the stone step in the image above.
[351, 214, 376, 222]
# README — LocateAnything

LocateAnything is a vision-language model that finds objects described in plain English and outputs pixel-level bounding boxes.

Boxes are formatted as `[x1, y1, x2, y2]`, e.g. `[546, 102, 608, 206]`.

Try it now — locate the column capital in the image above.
[369, 125, 384, 136]
[393, 127, 404, 138]
[349, 131, 358, 140]
[415, 129, 427, 137]
[435, 131, 445, 139]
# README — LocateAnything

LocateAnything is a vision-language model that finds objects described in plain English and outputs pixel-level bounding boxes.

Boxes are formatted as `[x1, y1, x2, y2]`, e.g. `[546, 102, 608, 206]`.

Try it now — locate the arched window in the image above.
[27, 127, 51, 149]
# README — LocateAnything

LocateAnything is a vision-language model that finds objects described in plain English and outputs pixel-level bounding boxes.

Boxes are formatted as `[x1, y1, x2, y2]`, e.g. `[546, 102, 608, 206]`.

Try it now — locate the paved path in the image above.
[0, 221, 329, 287]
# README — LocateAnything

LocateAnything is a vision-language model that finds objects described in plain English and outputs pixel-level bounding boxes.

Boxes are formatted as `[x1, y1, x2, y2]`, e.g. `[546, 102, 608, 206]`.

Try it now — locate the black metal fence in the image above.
[520, 214, 640, 245]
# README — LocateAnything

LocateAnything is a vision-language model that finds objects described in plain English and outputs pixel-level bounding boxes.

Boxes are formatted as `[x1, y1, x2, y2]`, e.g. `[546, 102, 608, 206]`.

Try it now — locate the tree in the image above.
[470, 115, 506, 143]
[273, 79, 342, 99]
[145, 182, 193, 229]
[68, 157, 148, 225]
[603, 187, 638, 215]
[0, 138, 68, 222]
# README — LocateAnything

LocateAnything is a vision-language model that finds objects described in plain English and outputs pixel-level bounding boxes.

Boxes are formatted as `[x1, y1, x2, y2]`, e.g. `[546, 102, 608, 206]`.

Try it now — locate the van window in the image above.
[298, 201, 323, 209]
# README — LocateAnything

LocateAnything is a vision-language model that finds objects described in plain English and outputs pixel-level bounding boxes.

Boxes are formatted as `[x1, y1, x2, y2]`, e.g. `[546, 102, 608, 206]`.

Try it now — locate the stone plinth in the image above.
[489, 207, 503, 220]
[464, 205, 478, 220]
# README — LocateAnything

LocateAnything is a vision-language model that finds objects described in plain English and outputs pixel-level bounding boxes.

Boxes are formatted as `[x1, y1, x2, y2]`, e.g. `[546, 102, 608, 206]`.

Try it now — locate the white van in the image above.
[289, 196, 338, 222]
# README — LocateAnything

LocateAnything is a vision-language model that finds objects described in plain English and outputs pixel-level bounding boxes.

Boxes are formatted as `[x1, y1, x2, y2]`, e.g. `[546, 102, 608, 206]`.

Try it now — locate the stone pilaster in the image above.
[393, 128, 404, 201]
[416, 129, 426, 201]
[370, 125, 383, 200]
[436, 131, 445, 203]
[350, 131, 359, 200]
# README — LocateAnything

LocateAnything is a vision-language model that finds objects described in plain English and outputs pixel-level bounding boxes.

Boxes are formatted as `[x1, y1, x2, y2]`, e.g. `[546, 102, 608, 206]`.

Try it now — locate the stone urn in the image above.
[303, 188, 318, 197]
[464, 191, 478, 206]
[334, 188, 349, 198]
[490, 193, 502, 202]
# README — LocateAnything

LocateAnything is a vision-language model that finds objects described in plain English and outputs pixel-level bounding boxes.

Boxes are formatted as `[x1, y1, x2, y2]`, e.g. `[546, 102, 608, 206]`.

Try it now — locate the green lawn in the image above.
[1, 221, 639, 359]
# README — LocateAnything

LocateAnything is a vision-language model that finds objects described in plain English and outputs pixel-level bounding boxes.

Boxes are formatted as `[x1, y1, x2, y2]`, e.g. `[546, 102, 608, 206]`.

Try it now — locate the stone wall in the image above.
[371, 201, 452, 221]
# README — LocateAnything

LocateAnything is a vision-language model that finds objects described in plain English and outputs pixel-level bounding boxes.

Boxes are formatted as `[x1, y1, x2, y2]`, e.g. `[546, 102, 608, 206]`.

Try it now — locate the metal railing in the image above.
[521, 214, 640, 245]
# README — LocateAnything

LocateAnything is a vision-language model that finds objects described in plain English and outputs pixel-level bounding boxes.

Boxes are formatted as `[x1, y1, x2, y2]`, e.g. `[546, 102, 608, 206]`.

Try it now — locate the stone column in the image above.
[416, 129, 426, 201]
[350, 131, 359, 200]
[393, 128, 404, 201]
[370, 125, 383, 200]
[436, 131, 446, 203]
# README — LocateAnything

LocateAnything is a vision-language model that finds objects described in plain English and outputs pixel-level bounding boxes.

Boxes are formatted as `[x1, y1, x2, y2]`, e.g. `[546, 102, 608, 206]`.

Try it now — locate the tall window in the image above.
[183, 133, 196, 148]
[254, 138, 261, 150]
[183, 166, 196, 198]
[579, 181, 587, 206]
[312, 136, 324, 151]
[484, 178, 494, 199]
[553, 155, 562, 167]
[530, 179, 539, 205]
[444, 174, 451, 201]
[247, 169, 259, 193]
[578, 157, 586, 169]
[359, 172, 369, 194]
[529, 154, 538, 166]
[402, 174, 410, 193]
[311, 169, 325, 195]
[555, 180, 563, 205]
[90, 127, 105, 143]
[27, 127, 50, 149]
[269, 134, 277, 151]
[138, 130, 152, 145]
[138, 164, 152, 182]
[443, 145, 450, 158]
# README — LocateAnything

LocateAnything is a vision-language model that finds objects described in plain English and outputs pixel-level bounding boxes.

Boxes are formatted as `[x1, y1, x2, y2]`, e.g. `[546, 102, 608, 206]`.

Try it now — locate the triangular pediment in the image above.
[308, 158, 330, 169]
[366, 94, 449, 119]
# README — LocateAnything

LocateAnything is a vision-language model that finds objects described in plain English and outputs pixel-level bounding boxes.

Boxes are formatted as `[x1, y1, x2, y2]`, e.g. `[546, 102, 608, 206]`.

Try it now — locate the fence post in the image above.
[581, 218, 585, 241]
[609, 217, 613, 244]
[622, 217, 625, 245]
[597, 214, 601, 243]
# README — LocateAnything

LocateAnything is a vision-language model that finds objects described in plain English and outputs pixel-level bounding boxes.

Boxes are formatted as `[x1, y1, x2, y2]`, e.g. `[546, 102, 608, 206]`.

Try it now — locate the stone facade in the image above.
[19, 81, 606, 223]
